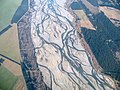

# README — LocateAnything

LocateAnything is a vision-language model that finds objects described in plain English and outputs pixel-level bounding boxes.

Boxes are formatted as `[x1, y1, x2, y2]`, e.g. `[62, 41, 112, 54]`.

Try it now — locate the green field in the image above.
[0, 0, 21, 31]
[0, 65, 18, 90]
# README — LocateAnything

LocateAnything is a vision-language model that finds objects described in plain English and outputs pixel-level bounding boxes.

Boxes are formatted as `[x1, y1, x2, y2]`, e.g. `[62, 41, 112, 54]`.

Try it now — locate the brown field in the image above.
[99, 6, 120, 27]
[13, 76, 27, 90]
[0, 23, 21, 62]
[73, 10, 95, 30]
[0, 56, 22, 76]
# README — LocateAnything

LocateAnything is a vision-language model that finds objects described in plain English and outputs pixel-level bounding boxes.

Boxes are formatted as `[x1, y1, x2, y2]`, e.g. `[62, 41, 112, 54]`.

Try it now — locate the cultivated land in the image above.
[99, 6, 120, 27]
[0, 65, 18, 90]
[0, 23, 27, 89]
[0, 0, 21, 32]
[13, 77, 27, 90]
[74, 10, 95, 30]
[0, 56, 21, 76]
[0, 56, 27, 90]
[0, 24, 21, 62]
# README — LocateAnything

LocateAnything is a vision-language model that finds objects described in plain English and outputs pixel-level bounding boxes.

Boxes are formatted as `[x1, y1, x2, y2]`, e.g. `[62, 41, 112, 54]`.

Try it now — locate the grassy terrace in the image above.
[0, 0, 21, 32]
[0, 65, 18, 90]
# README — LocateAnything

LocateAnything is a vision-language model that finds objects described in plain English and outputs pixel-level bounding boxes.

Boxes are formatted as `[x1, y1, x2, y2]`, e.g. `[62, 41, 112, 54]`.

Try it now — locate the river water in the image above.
[29, 0, 116, 89]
